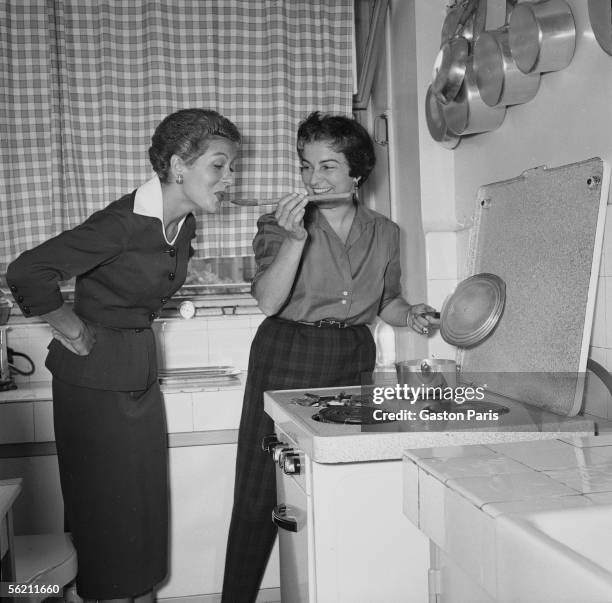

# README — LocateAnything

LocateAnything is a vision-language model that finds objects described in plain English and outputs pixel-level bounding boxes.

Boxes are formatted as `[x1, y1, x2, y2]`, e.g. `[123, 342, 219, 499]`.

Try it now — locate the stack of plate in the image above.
[440, 273, 506, 348]
[158, 366, 241, 387]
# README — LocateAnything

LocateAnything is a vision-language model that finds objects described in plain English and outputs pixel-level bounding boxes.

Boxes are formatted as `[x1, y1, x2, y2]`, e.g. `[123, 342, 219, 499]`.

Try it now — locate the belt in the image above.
[297, 318, 348, 329]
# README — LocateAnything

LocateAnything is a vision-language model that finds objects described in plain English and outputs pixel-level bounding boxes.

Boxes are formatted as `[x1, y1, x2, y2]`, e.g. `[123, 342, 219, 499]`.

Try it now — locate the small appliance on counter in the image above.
[0, 295, 36, 391]
[0, 296, 16, 391]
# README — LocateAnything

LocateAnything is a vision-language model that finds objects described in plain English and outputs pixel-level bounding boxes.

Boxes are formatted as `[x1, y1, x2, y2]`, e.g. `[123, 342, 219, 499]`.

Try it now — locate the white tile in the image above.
[33, 400, 55, 442]
[405, 444, 498, 460]
[163, 392, 194, 433]
[427, 332, 457, 361]
[425, 232, 457, 279]
[445, 487, 497, 597]
[557, 433, 612, 448]
[192, 388, 244, 431]
[158, 320, 210, 369]
[545, 463, 612, 494]
[207, 327, 253, 370]
[418, 455, 533, 483]
[456, 229, 472, 278]
[418, 469, 447, 547]
[427, 278, 457, 311]
[482, 494, 593, 518]
[446, 471, 577, 508]
[591, 276, 607, 347]
[488, 439, 612, 470]
[585, 491, 612, 505]
[402, 459, 420, 527]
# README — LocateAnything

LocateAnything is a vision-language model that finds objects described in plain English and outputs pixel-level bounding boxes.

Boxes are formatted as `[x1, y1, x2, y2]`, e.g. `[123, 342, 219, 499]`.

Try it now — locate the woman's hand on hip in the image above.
[275, 193, 308, 241]
[52, 322, 96, 355]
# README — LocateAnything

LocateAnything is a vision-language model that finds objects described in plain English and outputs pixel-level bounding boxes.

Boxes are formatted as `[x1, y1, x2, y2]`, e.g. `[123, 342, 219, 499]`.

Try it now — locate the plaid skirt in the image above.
[232, 316, 376, 515]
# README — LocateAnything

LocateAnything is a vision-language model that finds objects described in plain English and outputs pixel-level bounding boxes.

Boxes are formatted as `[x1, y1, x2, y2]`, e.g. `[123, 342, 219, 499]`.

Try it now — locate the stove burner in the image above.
[312, 404, 394, 425]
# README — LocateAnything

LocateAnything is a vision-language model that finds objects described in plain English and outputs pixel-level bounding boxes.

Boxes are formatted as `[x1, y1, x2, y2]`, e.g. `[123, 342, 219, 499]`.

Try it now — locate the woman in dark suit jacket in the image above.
[6, 108, 241, 603]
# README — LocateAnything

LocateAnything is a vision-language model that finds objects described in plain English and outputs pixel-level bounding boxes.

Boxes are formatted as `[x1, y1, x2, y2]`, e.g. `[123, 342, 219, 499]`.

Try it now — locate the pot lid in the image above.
[440, 273, 506, 348]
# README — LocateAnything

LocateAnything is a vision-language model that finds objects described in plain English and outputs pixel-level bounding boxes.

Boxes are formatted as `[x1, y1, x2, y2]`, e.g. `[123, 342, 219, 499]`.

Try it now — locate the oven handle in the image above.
[272, 503, 304, 532]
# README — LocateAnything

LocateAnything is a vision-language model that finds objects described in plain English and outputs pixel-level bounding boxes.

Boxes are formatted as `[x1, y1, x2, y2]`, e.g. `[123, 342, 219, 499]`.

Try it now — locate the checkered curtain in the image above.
[0, 0, 354, 271]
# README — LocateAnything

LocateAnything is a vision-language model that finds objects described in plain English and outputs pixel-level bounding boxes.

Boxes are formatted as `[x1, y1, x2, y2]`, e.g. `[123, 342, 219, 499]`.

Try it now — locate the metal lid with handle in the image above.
[440, 273, 506, 348]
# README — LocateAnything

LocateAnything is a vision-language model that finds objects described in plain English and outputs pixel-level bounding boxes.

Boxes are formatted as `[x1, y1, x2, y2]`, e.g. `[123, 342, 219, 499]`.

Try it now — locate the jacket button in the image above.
[17, 296, 24, 302]
[10, 286, 17, 292]
[160, 297, 168, 304]
[149, 312, 156, 321]
[168, 248, 176, 257]
[23, 305, 31, 315]
[168, 272, 175, 281]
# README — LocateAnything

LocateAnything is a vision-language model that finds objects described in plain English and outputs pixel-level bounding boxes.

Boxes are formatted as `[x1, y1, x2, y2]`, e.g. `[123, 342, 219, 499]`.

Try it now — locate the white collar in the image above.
[134, 175, 186, 245]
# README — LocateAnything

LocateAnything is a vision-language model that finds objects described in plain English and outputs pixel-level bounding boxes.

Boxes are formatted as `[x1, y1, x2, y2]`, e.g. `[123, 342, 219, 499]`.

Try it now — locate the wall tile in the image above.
[425, 232, 457, 279]
[192, 387, 244, 431]
[427, 278, 457, 310]
[163, 392, 194, 433]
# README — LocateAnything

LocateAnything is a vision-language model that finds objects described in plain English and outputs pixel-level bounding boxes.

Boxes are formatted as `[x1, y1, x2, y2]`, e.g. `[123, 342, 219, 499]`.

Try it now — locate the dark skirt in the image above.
[52, 377, 168, 599]
[222, 317, 376, 602]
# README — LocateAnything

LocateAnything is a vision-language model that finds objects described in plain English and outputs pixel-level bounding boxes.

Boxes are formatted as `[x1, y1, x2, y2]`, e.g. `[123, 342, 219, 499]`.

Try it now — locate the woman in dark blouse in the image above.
[221, 112, 439, 603]
[7, 108, 241, 603]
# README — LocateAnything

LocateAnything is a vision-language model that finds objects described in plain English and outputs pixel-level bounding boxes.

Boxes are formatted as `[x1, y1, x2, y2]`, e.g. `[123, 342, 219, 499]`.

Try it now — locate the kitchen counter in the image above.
[403, 434, 612, 602]
[0, 375, 247, 447]
[264, 386, 595, 463]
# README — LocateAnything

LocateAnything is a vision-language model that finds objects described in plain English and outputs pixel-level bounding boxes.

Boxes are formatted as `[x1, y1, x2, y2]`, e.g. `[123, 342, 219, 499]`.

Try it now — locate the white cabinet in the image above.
[159, 443, 280, 599]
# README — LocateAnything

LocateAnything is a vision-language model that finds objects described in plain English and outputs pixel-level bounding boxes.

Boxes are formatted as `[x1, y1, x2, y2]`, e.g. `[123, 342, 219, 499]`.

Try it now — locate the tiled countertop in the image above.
[403, 434, 612, 601]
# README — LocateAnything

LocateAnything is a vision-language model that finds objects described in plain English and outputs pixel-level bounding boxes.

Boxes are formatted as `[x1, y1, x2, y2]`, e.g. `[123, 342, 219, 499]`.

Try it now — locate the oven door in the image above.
[274, 466, 310, 603]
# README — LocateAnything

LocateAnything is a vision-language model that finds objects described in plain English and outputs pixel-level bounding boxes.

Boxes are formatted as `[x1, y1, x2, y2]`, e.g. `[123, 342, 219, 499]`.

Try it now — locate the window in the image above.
[1, 1, 354, 293]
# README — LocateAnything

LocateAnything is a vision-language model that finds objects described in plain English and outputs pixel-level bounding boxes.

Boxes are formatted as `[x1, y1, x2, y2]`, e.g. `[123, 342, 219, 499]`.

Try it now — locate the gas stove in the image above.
[263, 386, 595, 463]
[289, 388, 511, 425]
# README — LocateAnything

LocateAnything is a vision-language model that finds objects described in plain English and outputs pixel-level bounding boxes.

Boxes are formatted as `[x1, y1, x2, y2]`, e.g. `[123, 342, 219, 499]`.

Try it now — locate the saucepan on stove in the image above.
[395, 358, 457, 393]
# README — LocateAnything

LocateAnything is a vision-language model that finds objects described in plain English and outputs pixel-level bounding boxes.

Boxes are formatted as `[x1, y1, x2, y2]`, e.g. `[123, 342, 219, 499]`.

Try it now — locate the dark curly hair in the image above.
[148, 109, 241, 183]
[296, 112, 376, 186]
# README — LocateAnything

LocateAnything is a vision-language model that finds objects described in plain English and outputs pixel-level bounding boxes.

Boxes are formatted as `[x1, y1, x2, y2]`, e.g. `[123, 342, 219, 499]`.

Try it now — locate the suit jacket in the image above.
[6, 191, 196, 390]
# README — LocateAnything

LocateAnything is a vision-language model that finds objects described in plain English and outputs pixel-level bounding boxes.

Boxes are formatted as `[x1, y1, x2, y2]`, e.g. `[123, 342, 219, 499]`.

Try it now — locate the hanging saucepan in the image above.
[440, 0, 479, 46]
[588, 0, 612, 56]
[508, 0, 576, 74]
[473, 27, 541, 107]
[431, 37, 469, 104]
[425, 85, 461, 149]
[442, 59, 507, 136]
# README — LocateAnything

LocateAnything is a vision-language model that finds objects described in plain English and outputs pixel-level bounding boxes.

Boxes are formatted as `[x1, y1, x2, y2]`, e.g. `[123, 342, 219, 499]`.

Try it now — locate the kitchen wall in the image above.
[408, 0, 612, 417]
[7, 314, 265, 387]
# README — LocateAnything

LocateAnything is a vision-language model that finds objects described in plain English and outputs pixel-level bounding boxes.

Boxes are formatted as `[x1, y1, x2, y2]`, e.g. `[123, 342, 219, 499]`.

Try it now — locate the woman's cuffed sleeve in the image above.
[6, 208, 127, 317]
[250, 213, 286, 288]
